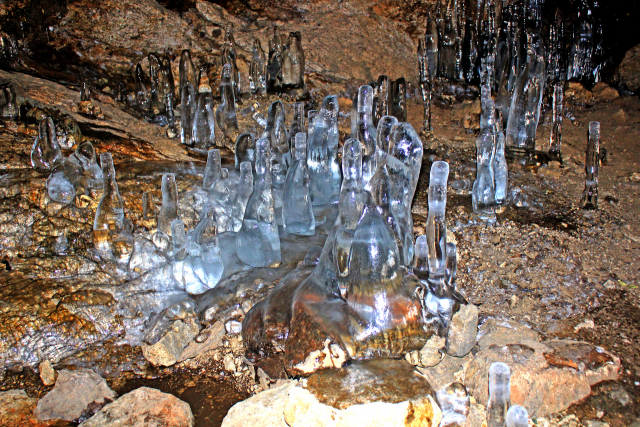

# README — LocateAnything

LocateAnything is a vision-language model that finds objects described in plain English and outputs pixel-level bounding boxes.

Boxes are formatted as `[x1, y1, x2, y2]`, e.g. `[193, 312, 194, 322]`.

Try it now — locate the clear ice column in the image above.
[355, 85, 378, 189]
[581, 121, 600, 210]
[157, 173, 180, 236]
[418, 39, 432, 132]
[549, 82, 563, 161]
[283, 133, 315, 236]
[487, 362, 511, 427]
[215, 64, 239, 142]
[472, 99, 497, 224]
[93, 153, 125, 254]
[307, 95, 341, 206]
[426, 161, 450, 283]
[236, 136, 281, 267]
[493, 109, 508, 212]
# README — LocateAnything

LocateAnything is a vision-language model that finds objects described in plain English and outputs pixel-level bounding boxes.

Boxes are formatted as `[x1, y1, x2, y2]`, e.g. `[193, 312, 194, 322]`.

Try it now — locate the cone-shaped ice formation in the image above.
[134, 63, 150, 111]
[216, 64, 239, 139]
[473, 99, 497, 224]
[235, 133, 256, 170]
[488, 362, 511, 427]
[282, 31, 305, 89]
[180, 82, 196, 146]
[283, 133, 315, 236]
[179, 50, 197, 99]
[549, 82, 563, 159]
[157, 173, 180, 236]
[32, 117, 63, 171]
[93, 153, 127, 255]
[266, 101, 289, 187]
[289, 102, 305, 158]
[236, 136, 281, 267]
[581, 121, 600, 210]
[307, 95, 341, 206]
[192, 92, 216, 151]
[505, 32, 545, 155]
[426, 161, 449, 282]
[355, 85, 378, 189]
[267, 26, 284, 93]
[493, 109, 508, 210]
[250, 38, 266, 94]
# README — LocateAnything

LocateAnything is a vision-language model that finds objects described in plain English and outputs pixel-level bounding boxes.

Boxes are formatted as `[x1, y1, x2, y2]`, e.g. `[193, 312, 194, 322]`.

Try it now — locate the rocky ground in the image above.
[1, 0, 639, 426]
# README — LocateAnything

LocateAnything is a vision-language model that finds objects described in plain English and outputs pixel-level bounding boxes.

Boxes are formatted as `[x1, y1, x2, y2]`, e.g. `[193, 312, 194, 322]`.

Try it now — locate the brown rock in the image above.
[34, 369, 116, 423]
[592, 82, 619, 103]
[566, 81, 594, 103]
[38, 360, 56, 386]
[465, 320, 621, 417]
[0, 390, 52, 427]
[617, 44, 640, 93]
[79, 387, 194, 427]
[141, 317, 201, 367]
[417, 352, 473, 391]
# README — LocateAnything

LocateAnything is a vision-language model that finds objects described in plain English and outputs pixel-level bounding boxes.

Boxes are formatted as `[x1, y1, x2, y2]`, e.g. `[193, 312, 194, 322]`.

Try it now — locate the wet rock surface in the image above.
[0, 389, 52, 427]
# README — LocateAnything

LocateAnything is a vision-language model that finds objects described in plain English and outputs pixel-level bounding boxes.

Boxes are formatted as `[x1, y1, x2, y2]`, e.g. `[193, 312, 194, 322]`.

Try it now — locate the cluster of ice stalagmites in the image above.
[418, 0, 603, 162]
[31, 117, 103, 205]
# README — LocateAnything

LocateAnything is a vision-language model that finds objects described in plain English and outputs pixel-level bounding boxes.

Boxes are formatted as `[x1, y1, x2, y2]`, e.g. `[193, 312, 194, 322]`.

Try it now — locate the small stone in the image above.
[592, 82, 619, 103]
[142, 317, 201, 367]
[39, 360, 56, 386]
[416, 335, 446, 367]
[223, 353, 236, 372]
[225, 320, 242, 335]
[79, 387, 194, 427]
[585, 421, 610, 427]
[34, 368, 116, 423]
[446, 304, 478, 357]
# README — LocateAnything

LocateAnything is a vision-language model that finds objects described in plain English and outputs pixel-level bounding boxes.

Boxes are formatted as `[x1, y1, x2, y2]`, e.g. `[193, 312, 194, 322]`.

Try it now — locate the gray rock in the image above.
[446, 304, 478, 357]
[142, 317, 201, 367]
[34, 368, 116, 422]
[79, 386, 194, 427]
[416, 353, 473, 391]
[39, 360, 56, 386]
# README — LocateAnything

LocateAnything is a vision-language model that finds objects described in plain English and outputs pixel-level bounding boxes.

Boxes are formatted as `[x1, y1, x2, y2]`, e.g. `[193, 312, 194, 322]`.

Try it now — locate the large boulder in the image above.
[618, 44, 640, 93]
[223, 359, 442, 427]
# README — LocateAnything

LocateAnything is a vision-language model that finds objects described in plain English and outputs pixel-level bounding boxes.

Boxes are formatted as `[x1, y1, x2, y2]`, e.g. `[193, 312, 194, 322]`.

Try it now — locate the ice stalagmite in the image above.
[373, 75, 389, 126]
[173, 204, 224, 295]
[0, 85, 19, 118]
[390, 78, 407, 122]
[192, 92, 216, 152]
[157, 173, 180, 236]
[487, 362, 511, 427]
[222, 23, 240, 98]
[250, 38, 266, 94]
[236, 136, 281, 267]
[267, 26, 284, 93]
[418, 39, 432, 132]
[93, 153, 131, 260]
[235, 133, 256, 170]
[376, 115, 398, 162]
[426, 161, 449, 283]
[283, 133, 315, 236]
[180, 82, 196, 146]
[506, 406, 529, 427]
[134, 64, 150, 112]
[216, 64, 239, 140]
[425, 13, 439, 80]
[581, 121, 600, 210]
[307, 95, 341, 206]
[473, 99, 496, 224]
[355, 85, 377, 190]
[32, 117, 62, 171]
[505, 32, 545, 156]
[493, 109, 508, 211]
[266, 101, 289, 187]
[179, 50, 197, 99]
[413, 235, 428, 274]
[334, 138, 367, 287]
[282, 32, 305, 89]
[549, 83, 563, 160]
[289, 102, 305, 158]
